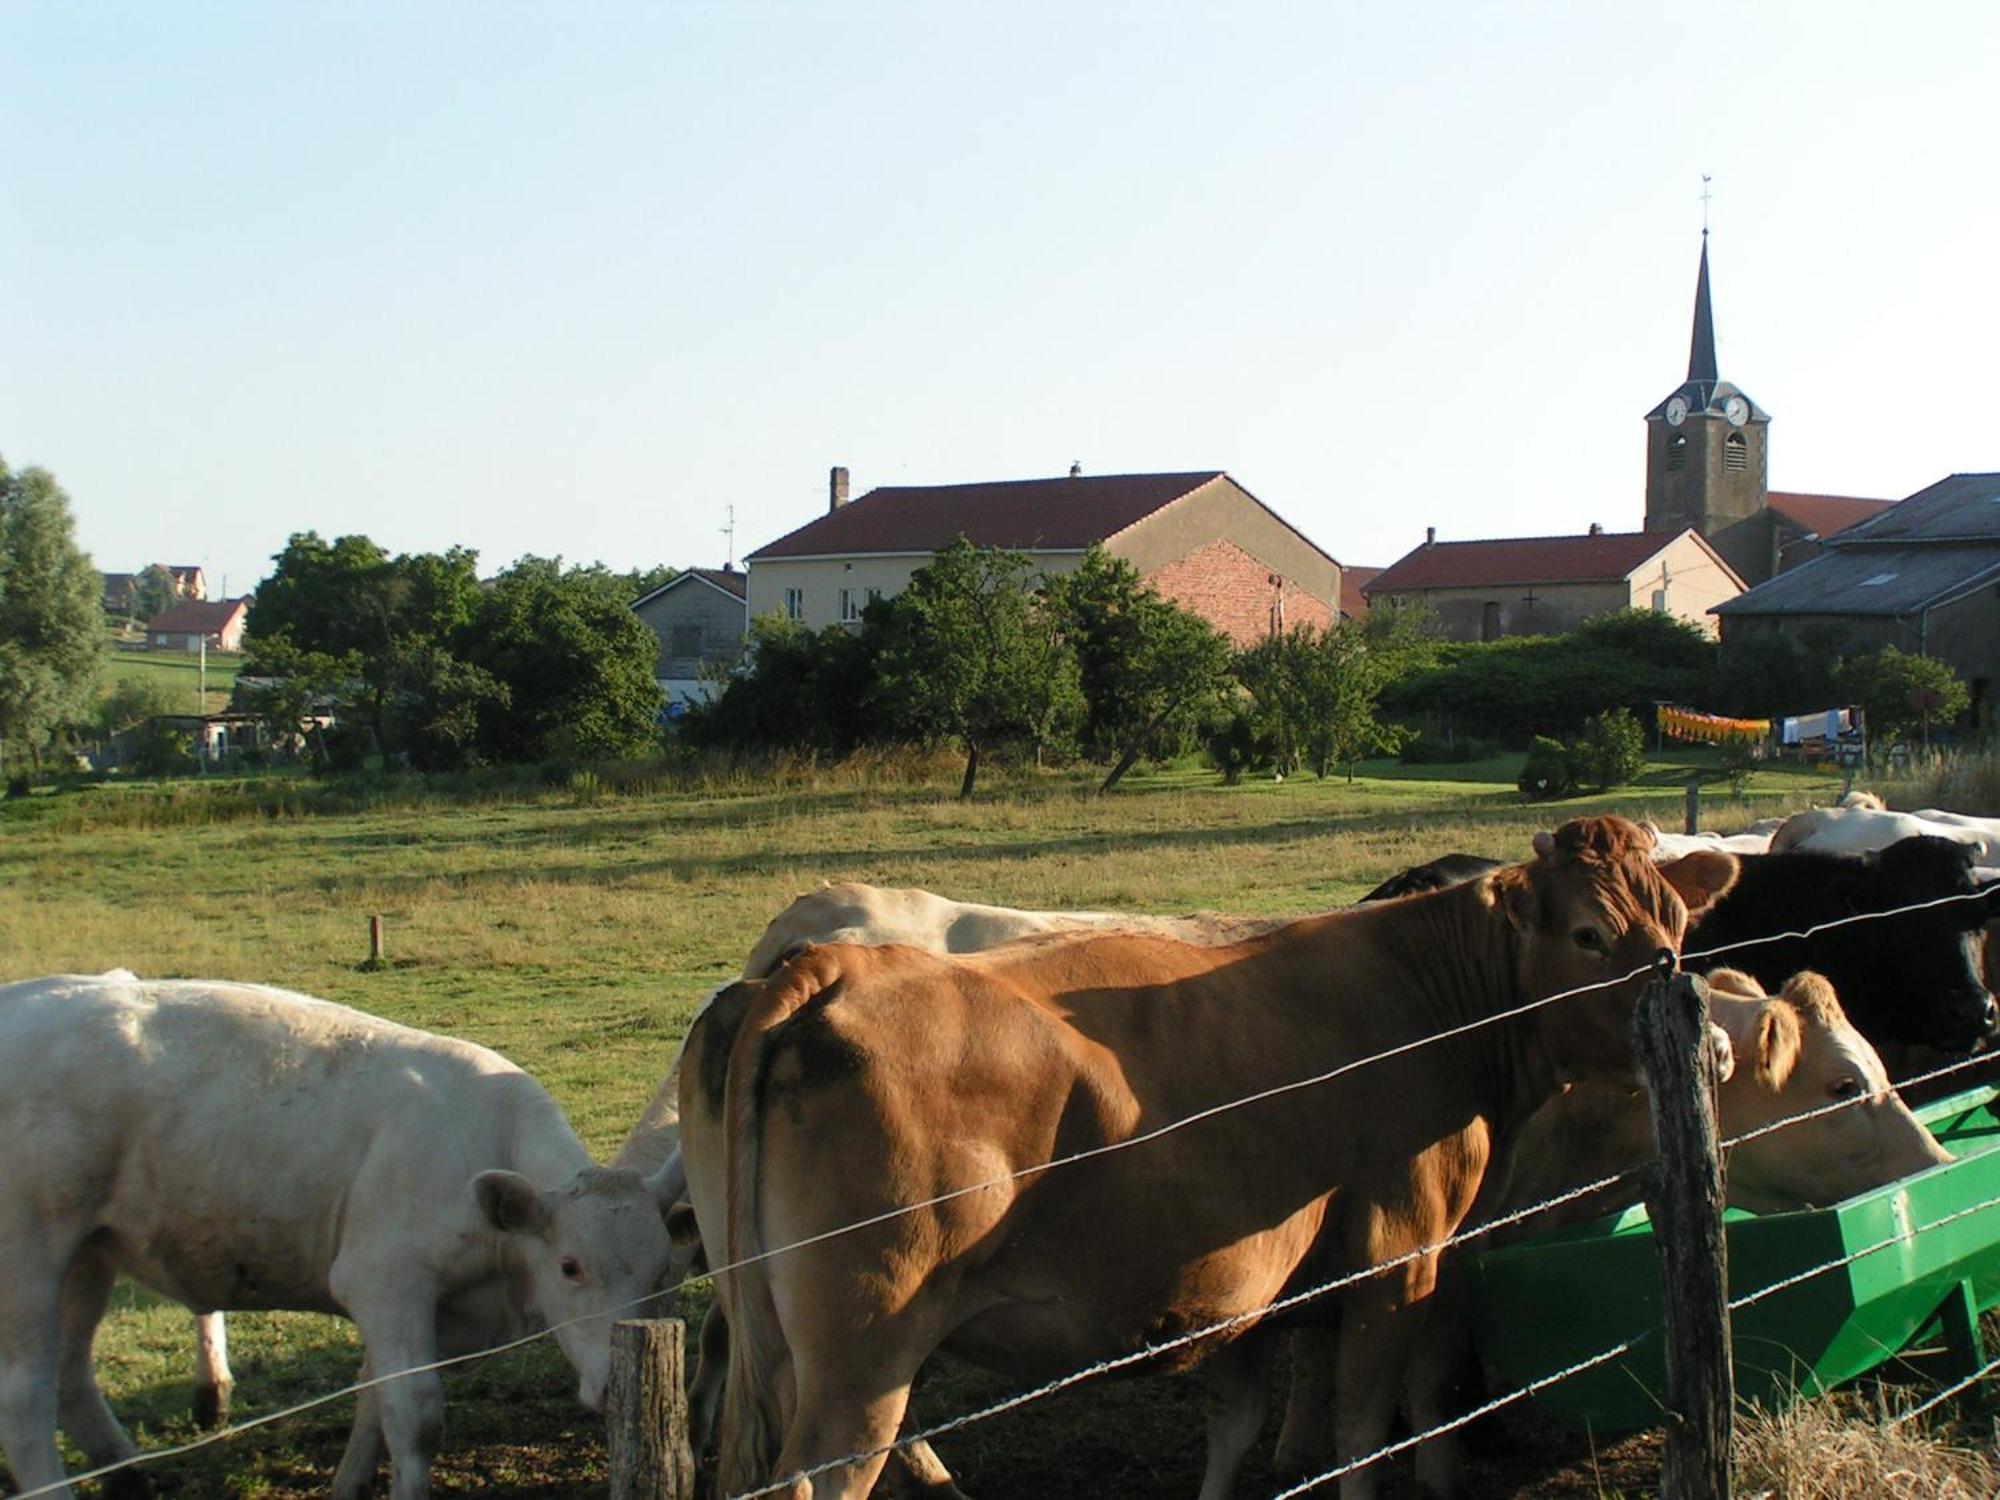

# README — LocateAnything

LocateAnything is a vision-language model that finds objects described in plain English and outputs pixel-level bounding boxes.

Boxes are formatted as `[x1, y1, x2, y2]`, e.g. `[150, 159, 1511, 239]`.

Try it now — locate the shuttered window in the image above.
[1666, 435, 1688, 472]
[1725, 432, 1748, 472]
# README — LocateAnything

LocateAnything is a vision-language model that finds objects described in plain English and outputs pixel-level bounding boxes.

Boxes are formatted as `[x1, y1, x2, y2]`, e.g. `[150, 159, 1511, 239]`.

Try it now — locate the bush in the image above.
[127, 721, 195, 778]
[1205, 709, 1273, 786]
[1397, 730, 1503, 765]
[1570, 707, 1647, 791]
[1518, 736, 1574, 800]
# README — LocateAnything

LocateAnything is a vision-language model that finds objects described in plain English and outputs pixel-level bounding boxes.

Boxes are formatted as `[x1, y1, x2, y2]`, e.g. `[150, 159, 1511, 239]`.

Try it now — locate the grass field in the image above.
[6, 749, 1973, 1497]
[104, 643, 245, 717]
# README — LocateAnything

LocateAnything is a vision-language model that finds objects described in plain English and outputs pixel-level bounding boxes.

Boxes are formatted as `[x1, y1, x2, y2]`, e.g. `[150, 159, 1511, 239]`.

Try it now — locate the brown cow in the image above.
[678, 817, 1736, 1500]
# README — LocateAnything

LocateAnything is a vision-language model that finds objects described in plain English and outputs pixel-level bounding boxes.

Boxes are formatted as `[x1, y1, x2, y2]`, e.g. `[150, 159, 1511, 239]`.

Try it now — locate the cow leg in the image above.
[0, 1246, 71, 1499]
[876, 1436, 966, 1499]
[329, 1356, 387, 1500]
[1406, 1271, 1474, 1500]
[1332, 1276, 1426, 1500]
[766, 1371, 908, 1500]
[338, 1288, 444, 1500]
[191, 1312, 233, 1429]
[1272, 1325, 1339, 1478]
[688, 1300, 730, 1455]
[1196, 1329, 1275, 1500]
[53, 1251, 142, 1482]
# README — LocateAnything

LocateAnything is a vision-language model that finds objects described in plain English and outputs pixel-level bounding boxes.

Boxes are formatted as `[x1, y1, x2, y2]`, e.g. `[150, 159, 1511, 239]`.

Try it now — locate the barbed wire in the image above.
[15, 880, 1998, 1498]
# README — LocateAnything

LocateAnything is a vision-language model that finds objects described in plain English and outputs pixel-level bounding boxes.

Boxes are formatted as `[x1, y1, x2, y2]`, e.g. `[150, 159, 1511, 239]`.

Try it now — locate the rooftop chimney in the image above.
[1588, 522, 1603, 536]
[829, 466, 850, 513]
[1425, 526, 1436, 547]
[1069, 461, 1082, 478]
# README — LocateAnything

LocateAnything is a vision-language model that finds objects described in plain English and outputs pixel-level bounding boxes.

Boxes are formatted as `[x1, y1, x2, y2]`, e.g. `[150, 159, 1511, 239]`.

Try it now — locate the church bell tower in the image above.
[1644, 235, 1769, 536]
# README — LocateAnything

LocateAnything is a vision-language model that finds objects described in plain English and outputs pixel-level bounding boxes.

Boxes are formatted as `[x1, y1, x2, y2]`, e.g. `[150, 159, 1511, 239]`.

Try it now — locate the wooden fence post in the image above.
[1635, 969, 1733, 1500]
[1683, 781, 1701, 836]
[607, 1318, 695, 1500]
[368, 914, 385, 967]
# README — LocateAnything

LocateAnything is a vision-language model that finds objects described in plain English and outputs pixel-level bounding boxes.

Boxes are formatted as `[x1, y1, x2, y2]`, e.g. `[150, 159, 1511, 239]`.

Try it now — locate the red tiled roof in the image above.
[1765, 491, 1895, 539]
[1339, 566, 1380, 618]
[147, 598, 247, 633]
[1364, 532, 1678, 593]
[746, 472, 1226, 560]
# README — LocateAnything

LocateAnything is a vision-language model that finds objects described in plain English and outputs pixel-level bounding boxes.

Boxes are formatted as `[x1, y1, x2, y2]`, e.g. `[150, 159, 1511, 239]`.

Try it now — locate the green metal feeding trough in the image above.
[1465, 1083, 2000, 1434]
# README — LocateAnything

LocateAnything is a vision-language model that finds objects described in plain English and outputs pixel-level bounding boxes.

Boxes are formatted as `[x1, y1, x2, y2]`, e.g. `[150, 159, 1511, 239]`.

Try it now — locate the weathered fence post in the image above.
[368, 914, 385, 967]
[607, 1318, 695, 1500]
[1683, 781, 1701, 836]
[1636, 968, 1733, 1500]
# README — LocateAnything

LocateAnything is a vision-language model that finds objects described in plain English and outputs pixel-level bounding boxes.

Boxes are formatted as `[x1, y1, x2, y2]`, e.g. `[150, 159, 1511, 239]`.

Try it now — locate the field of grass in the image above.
[104, 643, 245, 717]
[7, 749, 1978, 1497]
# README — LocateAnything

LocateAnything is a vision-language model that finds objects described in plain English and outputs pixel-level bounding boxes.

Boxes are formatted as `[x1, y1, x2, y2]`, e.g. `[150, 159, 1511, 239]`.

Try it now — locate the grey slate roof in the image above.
[1715, 473, 2000, 618]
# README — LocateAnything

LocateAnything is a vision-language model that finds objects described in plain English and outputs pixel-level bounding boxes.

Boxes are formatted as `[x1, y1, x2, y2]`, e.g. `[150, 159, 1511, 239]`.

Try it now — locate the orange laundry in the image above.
[1655, 705, 1771, 746]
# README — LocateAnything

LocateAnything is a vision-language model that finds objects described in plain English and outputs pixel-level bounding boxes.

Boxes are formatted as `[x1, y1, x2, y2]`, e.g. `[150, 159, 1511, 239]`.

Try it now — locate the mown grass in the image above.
[4, 748, 1922, 1496]
[104, 643, 244, 717]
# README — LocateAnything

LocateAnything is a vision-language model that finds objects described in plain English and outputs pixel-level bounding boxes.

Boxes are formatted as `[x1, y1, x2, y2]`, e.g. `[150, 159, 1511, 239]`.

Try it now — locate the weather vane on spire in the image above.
[1700, 174, 1713, 236]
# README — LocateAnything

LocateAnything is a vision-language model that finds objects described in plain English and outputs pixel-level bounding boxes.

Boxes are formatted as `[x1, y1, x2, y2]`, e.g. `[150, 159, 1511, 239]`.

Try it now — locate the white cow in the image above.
[1640, 821, 1777, 859]
[1770, 803, 1996, 862]
[0, 973, 681, 1500]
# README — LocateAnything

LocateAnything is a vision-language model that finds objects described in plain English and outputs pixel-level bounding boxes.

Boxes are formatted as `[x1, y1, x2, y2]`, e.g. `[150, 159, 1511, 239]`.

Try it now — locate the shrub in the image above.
[1570, 707, 1647, 791]
[127, 721, 195, 778]
[1518, 736, 1574, 800]
[1205, 709, 1273, 786]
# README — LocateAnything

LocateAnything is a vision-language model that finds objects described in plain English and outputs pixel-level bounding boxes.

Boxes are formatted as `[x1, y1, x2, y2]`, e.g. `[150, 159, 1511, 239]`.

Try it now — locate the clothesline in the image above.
[1654, 704, 1770, 746]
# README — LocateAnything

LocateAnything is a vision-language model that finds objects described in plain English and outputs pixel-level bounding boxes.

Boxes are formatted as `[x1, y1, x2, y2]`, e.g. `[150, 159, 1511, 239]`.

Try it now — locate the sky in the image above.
[5, 2, 1998, 597]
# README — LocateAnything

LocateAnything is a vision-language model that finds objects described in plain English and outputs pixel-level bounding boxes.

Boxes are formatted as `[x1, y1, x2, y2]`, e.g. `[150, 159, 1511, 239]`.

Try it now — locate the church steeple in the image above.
[1686, 235, 1718, 396]
[1644, 230, 1769, 542]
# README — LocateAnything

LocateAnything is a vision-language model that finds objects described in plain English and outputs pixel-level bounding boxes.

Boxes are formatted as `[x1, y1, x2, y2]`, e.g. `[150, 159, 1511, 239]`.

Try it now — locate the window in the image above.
[783, 587, 804, 621]
[1724, 432, 1747, 472]
[1666, 434, 1688, 472]
[839, 587, 860, 624]
[1480, 601, 1502, 642]
[866, 587, 883, 604]
[669, 625, 702, 657]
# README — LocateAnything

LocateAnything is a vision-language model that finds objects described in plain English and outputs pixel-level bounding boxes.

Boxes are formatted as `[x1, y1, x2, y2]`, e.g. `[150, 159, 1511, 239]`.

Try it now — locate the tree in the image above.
[1838, 646, 1971, 749]
[131, 563, 179, 625]
[1570, 707, 1647, 791]
[461, 558, 663, 763]
[1049, 548, 1232, 793]
[872, 539, 1075, 798]
[1238, 621, 1404, 783]
[0, 459, 107, 771]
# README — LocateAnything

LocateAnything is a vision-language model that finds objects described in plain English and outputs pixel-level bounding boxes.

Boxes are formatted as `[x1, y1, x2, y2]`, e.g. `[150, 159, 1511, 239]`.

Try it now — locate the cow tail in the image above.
[715, 954, 836, 1498]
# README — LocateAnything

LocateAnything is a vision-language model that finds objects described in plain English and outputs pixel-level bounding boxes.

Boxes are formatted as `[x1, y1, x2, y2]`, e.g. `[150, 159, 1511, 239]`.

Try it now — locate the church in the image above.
[1363, 235, 1894, 640]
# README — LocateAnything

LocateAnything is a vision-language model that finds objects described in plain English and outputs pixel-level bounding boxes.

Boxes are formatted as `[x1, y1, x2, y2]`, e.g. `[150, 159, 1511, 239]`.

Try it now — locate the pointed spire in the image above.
[1687, 235, 1718, 389]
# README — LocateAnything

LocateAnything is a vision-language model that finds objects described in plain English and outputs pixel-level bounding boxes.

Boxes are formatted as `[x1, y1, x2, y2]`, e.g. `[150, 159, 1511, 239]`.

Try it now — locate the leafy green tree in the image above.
[1049, 548, 1231, 792]
[233, 638, 348, 768]
[872, 539, 1074, 798]
[682, 612, 882, 756]
[1310, 622, 1407, 781]
[1709, 631, 1844, 720]
[131, 563, 179, 624]
[1838, 646, 1971, 748]
[0, 460, 107, 771]
[462, 558, 663, 763]
[385, 640, 510, 771]
[1570, 707, 1647, 791]
[97, 677, 183, 738]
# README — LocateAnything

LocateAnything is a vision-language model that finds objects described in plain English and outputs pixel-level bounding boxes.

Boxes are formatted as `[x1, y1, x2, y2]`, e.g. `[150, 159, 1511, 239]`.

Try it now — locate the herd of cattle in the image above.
[3, 794, 1999, 1500]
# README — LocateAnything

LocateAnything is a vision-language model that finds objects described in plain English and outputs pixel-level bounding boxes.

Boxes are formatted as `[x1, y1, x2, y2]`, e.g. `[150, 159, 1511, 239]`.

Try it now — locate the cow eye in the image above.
[1829, 1078, 1863, 1101]
[1573, 927, 1604, 951]
[560, 1255, 583, 1281]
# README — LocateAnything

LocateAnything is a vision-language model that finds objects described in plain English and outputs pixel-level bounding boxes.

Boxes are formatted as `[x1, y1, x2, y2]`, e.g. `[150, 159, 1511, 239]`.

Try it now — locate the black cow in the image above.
[1358, 853, 1504, 903]
[1684, 835, 2000, 1059]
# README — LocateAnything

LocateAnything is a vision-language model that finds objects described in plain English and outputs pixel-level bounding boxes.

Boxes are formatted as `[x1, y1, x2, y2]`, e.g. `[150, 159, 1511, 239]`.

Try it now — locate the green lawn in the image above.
[0, 754, 1855, 1495]
[105, 642, 245, 717]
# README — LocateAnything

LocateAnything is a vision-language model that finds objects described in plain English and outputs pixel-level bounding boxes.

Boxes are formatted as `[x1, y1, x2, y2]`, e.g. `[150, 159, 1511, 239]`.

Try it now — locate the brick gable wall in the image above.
[1143, 537, 1335, 648]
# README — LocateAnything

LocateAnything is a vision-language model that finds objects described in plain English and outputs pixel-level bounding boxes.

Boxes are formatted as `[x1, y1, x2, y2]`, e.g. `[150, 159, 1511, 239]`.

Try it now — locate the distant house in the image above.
[1339, 565, 1381, 623]
[1364, 525, 1743, 642]
[167, 565, 207, 601]
[631, 567, 749, 707]
[745, 467, 1342, 648]
[1714, 472, 2000, 723]
[147, 598, 249, 654]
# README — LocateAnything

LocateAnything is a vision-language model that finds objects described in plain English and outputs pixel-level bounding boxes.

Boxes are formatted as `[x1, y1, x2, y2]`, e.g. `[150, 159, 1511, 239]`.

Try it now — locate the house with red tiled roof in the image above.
[631, 566, 749, 706]
[744, 467, 1342, 648]
[147, 598, 249, 653]
[1364, 525, 1743, 641]
[1338, 566, 1381, 622]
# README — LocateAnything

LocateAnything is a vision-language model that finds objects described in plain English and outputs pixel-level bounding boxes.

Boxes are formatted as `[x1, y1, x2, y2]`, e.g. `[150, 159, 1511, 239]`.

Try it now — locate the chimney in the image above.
[1068, 461, 1082, 478]
[829, 466, 850, 513]
[1425, 526, 1436, 547]
[1588, 522, 1603, 536]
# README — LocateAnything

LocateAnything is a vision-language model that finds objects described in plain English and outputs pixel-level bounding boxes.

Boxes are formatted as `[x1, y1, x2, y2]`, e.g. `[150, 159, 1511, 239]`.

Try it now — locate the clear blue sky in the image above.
[6, 2, 1996, 596]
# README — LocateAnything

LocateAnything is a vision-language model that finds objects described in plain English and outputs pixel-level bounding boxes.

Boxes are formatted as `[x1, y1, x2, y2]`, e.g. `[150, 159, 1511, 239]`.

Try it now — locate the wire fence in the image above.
[10, 881, 1999, 1499]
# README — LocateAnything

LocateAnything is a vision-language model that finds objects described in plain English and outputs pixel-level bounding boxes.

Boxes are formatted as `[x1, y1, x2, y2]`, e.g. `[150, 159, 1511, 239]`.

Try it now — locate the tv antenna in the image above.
[720, 505, 737, 569]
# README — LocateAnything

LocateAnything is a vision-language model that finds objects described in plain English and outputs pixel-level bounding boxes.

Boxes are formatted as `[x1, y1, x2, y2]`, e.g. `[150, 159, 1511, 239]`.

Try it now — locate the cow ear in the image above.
[1486, 866, 1538, 934]
[1753, 1001, 1803, 1090]
[474, 1170, 547, 1235]
[1659, 850, 1738, 915]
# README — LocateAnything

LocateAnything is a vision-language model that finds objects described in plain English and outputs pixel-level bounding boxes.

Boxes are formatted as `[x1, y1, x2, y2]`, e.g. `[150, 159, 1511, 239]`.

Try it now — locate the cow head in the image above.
[1707, 969, 1951, 1213]
[474, 1164, 682, 1413]
[1491, 815, 1737, 1083]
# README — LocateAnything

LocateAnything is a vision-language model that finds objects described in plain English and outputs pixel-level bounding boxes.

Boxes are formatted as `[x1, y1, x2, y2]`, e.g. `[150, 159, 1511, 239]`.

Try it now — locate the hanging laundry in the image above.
[1656, 705, 1772, 746]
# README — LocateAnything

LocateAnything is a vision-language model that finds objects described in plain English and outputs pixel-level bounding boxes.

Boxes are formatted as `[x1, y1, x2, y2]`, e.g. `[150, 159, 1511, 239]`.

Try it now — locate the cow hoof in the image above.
[192, 1382, 233, 1429]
